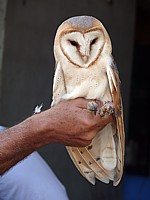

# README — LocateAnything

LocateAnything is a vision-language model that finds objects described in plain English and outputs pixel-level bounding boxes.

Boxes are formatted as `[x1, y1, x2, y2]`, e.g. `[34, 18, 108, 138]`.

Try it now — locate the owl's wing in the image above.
[51, 62, 66, 107]
[66, 146, 110, 185]
[66, 146, 96, 184]
[106, 57, 125, 186]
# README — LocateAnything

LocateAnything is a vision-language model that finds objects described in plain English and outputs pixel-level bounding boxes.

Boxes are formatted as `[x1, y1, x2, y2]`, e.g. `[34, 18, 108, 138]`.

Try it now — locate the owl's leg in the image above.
[98, 101, 114, 117]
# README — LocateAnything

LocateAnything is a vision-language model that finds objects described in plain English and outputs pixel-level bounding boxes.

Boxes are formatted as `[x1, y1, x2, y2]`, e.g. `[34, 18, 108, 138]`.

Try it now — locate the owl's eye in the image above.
[69, 40, 78, 47]
[91, 38, 98, 45]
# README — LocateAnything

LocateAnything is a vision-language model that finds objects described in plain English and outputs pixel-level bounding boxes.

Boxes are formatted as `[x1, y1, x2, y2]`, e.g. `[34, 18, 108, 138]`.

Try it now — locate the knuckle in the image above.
[85, 140, 92, 146]
[80, 139, 92, 147]
[83, 130, 95, 141]
[83, 117, 96, 129]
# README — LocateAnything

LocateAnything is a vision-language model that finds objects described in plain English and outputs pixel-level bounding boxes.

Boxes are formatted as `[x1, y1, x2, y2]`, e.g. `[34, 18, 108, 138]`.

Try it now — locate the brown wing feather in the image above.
[106, 57, 125, 186]
[66, 146, 96, 184]
[66, 146, 110, 184]
[77, 147, 111, 182]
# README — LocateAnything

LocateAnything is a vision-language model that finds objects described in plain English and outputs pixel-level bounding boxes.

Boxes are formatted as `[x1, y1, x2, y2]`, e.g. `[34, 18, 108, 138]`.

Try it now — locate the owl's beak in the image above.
[81, 45, 90, 63]
[82, 55, 88, 63]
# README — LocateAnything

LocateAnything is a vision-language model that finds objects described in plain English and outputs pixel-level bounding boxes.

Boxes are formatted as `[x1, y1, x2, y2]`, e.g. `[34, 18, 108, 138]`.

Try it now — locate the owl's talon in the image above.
[87, 101, 98, 114]
[98, 102, 114, 117]
[98, 109, 105, 117]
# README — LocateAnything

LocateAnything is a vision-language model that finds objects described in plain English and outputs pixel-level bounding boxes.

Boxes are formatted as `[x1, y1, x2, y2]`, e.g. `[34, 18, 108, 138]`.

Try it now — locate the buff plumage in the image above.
[51, 16, 125, 186]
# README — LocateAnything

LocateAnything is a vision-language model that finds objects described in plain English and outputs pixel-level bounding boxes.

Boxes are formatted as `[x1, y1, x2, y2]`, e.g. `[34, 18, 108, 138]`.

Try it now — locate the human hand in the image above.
[40, 98, 112, 147]
[0, 98, 112, 174]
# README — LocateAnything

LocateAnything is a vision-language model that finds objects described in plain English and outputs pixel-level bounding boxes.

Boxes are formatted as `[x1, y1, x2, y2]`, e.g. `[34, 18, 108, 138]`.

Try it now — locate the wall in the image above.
[0, 0, 136, 199]
[0, 0, 7, 113]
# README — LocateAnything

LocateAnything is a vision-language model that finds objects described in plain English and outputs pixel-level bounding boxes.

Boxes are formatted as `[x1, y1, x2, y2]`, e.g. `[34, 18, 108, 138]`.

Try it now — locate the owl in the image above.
[51, 16, 125, 186]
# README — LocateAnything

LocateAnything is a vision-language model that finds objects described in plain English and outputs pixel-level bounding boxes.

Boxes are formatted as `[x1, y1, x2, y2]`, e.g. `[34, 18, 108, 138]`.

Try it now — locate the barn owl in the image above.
[51, 16, 125, 186]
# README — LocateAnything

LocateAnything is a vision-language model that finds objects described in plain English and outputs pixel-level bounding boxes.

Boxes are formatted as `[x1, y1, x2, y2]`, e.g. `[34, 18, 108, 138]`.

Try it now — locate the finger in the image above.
[95, 112, 113, 124]
[74, 98, 92, 108]
[74, 98, 103, 109]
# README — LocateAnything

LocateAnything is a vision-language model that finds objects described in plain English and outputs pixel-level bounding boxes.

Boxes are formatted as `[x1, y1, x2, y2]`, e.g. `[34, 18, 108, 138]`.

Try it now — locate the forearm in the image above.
[0, 98, 112, 174]
[0, 113, 51, 174]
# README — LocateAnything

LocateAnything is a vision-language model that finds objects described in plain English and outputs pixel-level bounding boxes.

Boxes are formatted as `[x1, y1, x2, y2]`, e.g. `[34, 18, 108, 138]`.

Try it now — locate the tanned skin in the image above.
[0, 98, 112, 174]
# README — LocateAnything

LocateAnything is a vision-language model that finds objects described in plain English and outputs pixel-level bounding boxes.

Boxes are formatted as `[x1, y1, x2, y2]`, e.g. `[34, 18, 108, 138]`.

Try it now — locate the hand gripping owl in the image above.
[51, 16, 125, 186]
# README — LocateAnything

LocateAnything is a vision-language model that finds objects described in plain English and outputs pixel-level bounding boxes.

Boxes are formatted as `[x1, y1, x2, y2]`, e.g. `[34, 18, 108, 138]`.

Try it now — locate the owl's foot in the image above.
[98, 101, 114, 117]
[87, 101, 98, 114]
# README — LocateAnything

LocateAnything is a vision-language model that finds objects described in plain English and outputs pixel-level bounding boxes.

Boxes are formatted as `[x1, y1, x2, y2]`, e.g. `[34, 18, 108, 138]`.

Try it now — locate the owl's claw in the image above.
[87, 101, 114, 117]
[87, 101, 98, 114]
[98, 101, 114, 117]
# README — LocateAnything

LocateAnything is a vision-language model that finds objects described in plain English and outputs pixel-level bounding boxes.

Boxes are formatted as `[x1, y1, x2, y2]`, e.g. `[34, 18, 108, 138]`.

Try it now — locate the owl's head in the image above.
[54, 16, 112, 68]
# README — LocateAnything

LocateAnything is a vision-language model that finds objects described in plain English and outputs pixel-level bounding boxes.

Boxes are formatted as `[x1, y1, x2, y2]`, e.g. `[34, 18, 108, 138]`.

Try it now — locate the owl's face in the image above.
[54, 16, 112, 68]
[60, 29, 105, 68]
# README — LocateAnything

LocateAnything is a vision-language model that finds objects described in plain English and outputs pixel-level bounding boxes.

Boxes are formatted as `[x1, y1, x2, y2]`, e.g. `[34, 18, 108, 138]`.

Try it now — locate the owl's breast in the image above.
[62, 63, 112, 102]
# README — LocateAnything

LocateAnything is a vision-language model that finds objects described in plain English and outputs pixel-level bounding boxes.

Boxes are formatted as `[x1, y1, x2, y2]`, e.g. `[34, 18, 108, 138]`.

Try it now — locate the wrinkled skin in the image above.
[0, 98, 112, 174]
[47, 98, 112, 146]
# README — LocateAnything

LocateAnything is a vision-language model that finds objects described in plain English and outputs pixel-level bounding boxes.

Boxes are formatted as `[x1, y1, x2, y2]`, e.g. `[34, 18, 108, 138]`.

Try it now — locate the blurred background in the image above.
[0, 0, 150, 199]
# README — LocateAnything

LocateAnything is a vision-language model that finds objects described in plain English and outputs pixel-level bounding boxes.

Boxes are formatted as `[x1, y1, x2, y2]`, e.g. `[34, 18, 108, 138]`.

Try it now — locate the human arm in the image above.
[0, 98, 112, 174]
